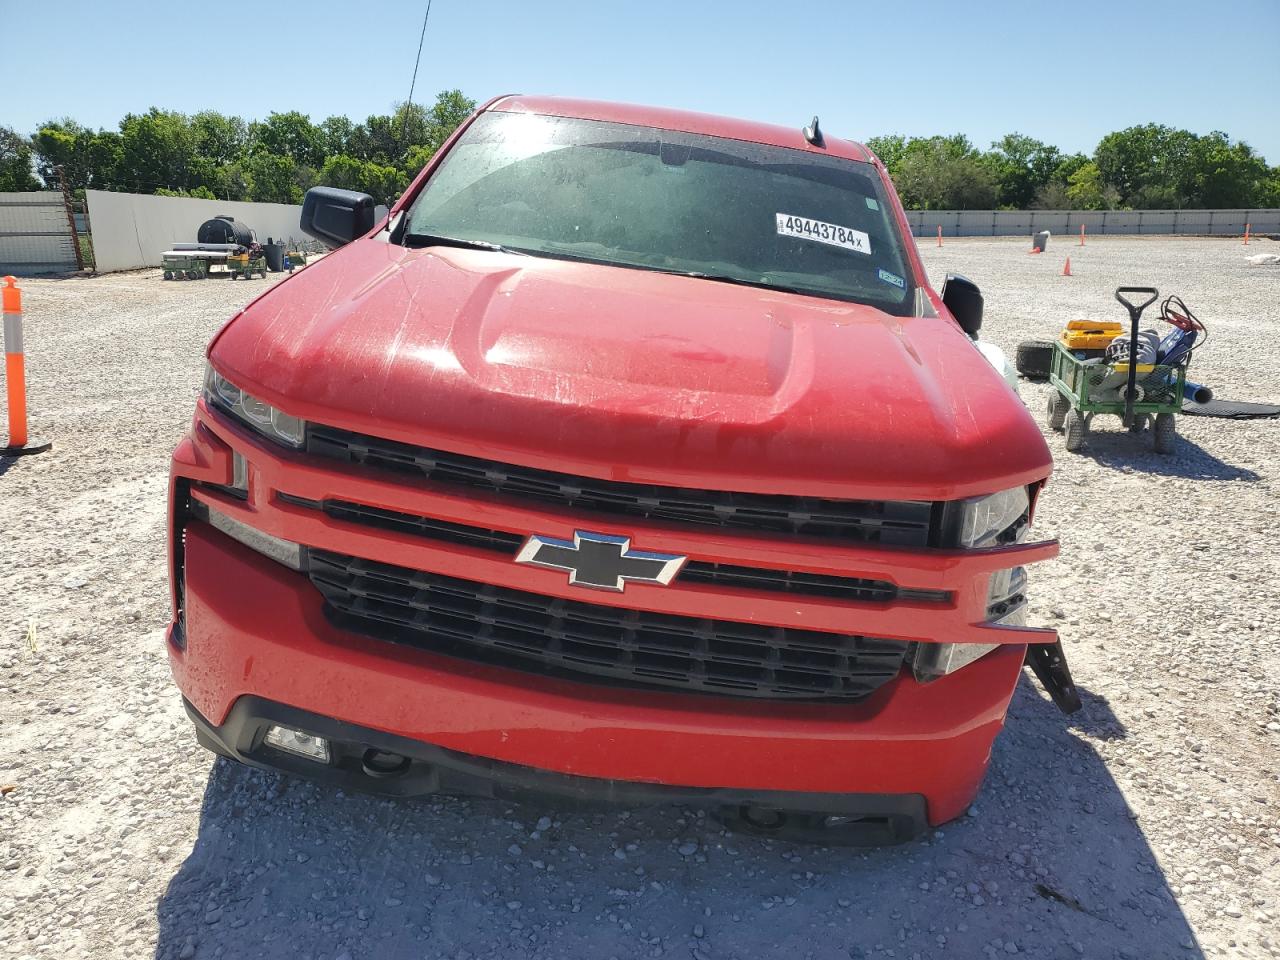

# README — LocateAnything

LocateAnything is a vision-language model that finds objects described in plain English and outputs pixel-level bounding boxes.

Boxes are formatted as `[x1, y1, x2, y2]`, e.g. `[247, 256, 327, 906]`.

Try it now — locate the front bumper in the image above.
[186, 694, 929, 844]
[168, 402, 1060, 833]
[172, 521, 1030, 831]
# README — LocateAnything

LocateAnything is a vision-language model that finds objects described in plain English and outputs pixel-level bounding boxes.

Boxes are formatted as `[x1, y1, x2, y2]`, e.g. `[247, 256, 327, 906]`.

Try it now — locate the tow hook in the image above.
[1025, 641, 1082, 714]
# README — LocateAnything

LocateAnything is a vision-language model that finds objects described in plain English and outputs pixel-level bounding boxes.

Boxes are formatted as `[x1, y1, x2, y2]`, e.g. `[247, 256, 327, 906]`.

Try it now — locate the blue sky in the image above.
[6, 0, 1279, 162]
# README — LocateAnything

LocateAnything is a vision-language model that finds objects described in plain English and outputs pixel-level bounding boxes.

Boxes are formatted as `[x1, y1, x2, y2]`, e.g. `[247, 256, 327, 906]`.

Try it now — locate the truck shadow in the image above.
[153, 677, 1202, 960]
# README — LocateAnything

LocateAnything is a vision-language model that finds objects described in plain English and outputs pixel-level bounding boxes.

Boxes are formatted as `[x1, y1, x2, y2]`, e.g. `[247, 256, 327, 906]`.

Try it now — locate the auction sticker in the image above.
[776, 214, 871, 254]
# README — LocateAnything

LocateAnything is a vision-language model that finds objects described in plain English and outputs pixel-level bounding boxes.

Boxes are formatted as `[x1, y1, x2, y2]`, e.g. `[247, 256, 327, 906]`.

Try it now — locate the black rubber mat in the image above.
[1182, 399, 1280, 419]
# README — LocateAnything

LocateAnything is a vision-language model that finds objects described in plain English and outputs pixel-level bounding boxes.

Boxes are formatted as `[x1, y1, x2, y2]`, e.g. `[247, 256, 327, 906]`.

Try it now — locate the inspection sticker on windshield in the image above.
[776, 214, 871, 254]
[878, 268, 905, 289]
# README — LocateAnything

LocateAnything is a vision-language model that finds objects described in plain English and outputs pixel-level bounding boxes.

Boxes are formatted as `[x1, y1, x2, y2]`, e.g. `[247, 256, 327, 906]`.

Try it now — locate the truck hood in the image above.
[210, 239, 1050, 500]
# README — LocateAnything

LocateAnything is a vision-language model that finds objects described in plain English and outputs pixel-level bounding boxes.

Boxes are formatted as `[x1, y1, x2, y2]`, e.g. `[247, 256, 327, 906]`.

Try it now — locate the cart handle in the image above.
[1114, 287, 1158, 427]
[1114, 287, 1159, 321]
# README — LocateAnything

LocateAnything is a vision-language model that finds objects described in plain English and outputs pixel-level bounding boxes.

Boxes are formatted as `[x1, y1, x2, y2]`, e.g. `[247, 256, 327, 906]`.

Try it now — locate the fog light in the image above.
[264, 725, 330, 763]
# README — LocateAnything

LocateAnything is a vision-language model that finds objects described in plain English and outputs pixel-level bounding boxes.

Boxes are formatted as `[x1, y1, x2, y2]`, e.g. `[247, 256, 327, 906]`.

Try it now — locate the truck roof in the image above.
[488, 95, 874, 164]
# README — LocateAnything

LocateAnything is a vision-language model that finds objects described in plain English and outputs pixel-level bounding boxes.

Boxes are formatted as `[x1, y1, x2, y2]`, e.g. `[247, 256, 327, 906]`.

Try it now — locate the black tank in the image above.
[197, 216, 254, 247]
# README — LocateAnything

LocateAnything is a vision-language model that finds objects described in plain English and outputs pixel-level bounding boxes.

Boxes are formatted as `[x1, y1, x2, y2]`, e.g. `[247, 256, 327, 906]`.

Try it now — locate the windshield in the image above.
[404, 111, 917, 314]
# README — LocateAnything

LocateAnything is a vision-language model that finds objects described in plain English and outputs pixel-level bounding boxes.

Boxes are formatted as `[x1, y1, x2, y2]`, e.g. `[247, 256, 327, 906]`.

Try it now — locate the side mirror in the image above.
[300, 186, 376, 248]
[941, 273, 984, 339]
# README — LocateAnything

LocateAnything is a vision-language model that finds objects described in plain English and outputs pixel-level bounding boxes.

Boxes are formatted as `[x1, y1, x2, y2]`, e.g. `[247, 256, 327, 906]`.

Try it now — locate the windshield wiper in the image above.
[402, 233, 525, 255]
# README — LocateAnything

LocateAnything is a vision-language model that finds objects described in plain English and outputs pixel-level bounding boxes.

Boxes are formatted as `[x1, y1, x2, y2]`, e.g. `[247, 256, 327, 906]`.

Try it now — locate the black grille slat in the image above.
[307, 426, 934, 545]
[307, 550, 908, 701]
[281, 494, 950, 606]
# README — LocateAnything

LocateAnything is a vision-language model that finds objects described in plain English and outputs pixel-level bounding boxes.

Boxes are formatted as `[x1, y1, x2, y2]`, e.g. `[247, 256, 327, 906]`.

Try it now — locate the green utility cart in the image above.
[162, 253, 209, 281]
[1045, 287, 1185, 455]
[227, 255, 268, 280]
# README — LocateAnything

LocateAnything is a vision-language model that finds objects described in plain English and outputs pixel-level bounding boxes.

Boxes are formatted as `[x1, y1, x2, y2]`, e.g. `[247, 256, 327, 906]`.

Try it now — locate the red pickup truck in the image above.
[167, 95, 1077, 843]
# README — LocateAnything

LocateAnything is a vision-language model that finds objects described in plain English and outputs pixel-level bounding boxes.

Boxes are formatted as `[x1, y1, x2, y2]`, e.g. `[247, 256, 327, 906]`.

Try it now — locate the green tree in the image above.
[348, 113, 401, 167]
[1065, 162, 1120, 210]
[865, 135, 907, 173]
[250, 112, 325, 168]
[191, 111, 248, 166]
[1188, 132, 1270, 208]
[1052, 152, 1090, 185]
[891, 136, 997, 209]
[117, 109, 198, 193]
[31, 120, 122, 190]
[1032, 181, 1071, 209]
[13, 88, 476, 201]
[156, 185, 216, 199]
[0, 126, 39, 191]
[319, 115, 356, 158]
[1258, 167, 1280, 207]
[417, 89, 475, 154]
[317, 155, 406, 205]
[347, 91, 476, 171]
[245, 153, 301, 204]
[983, 133, 1063, 208]
[1094, 124, 1204, 207]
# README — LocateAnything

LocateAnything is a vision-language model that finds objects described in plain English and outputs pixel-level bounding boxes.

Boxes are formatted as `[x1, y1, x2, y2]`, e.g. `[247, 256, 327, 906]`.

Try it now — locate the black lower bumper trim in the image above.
[185, 696, 928, 845]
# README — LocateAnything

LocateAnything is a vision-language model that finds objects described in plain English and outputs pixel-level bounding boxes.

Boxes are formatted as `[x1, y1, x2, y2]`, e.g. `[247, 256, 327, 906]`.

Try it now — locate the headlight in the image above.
[917, 488, 1035, 681]
[957, 486, 1030, 548]
[203, 364, 306, 448]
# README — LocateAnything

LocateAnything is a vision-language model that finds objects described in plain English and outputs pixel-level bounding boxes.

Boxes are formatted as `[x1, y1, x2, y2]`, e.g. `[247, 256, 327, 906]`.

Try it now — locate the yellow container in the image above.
[1061, 320, 1123, 350]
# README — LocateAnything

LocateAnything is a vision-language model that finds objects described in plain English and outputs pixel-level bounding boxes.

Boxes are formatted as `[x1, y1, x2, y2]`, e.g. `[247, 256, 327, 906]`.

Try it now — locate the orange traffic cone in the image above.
[1062, 257, 1072, 276]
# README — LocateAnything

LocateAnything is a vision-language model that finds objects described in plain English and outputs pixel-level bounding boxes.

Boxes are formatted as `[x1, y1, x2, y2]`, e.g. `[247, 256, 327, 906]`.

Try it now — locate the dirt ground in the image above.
[1, 237, 1278, 960]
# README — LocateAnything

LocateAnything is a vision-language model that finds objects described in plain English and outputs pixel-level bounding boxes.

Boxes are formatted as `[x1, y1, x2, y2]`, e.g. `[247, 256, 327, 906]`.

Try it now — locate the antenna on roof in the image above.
[802, 116, 824, 147]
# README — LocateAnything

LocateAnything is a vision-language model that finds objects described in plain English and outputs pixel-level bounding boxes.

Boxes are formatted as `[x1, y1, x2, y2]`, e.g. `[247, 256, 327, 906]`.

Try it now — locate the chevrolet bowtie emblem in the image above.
[514, 531, 687, 592]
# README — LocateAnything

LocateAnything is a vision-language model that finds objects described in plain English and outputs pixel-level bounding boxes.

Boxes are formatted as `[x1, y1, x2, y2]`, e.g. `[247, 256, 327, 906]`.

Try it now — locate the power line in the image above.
[401, 0, 433, 142]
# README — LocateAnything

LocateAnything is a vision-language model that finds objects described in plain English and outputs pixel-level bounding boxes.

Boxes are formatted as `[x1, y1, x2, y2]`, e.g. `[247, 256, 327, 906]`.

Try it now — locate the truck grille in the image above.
[306, 425, 935, 545]
[283, 495, 950, 605]
[307, 550, 910, 701]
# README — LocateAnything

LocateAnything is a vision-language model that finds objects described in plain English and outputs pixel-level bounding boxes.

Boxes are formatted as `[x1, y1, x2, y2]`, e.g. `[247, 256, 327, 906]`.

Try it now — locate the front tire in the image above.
[1046, 391, 1069, 431]
[1064, 409, 1087, 451]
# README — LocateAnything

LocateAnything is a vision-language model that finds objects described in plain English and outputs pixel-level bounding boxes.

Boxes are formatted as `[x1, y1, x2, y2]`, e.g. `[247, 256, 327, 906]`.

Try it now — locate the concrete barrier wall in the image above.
[86, 191, 306, 273]
[906, 208, 1280, 238]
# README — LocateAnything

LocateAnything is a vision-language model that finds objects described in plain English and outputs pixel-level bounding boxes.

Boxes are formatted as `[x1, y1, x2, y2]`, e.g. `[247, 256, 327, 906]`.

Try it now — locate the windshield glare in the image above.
[405, 111, 916, 314]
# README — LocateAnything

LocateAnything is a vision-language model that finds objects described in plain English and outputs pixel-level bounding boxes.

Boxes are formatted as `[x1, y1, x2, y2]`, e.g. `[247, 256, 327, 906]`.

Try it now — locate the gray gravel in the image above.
[1, 237, 1278, 959]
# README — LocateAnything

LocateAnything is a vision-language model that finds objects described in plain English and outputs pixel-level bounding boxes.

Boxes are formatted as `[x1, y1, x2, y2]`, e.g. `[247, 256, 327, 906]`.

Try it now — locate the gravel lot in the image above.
[1, 237, 1278, 960]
